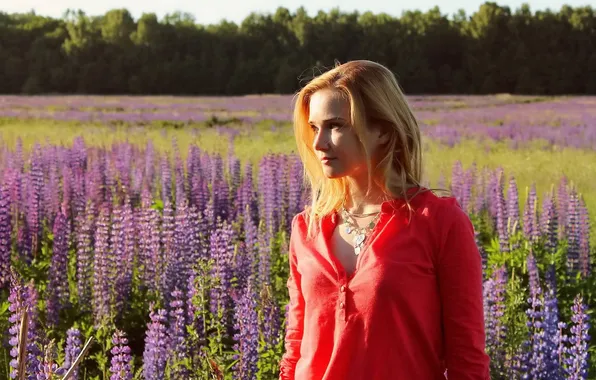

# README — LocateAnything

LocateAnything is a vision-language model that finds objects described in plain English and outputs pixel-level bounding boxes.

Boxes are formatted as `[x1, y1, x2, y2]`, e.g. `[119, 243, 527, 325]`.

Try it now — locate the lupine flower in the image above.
[523, 270, 548, 379]
[233, 279, 259, 379]
[507, 176, 520, 236]
[564, 294, 590, 379]
[566, 188, 580, 277]
[483, 265, 507, 376]
[495, 171, 509, 252]
[167, 289, 188, 378]
[8, 274, 41, 380]
[523, 183, 540, 243]
[541, 190, 558, 254]
[109, 330, 133, 380]
[37, 340, 65, 380]
[161, 156, 172, 204]
[46, 207, 71, 327]
[258, 219, 272, 288]
[143, 308, 169, 380]
[0, 185, 12, 288]
[93, 204, 112, 325]
[76, 201, 95, 310]
[62, 328, 82, 379]
[543, 287, 566, 379]
[450, 161, 463, 203]
[577, 196, 590, 278]
[209, 221, 236, 317]
[557, 176, 569, 240]
[114, 199, 135, 316]
[27, 144, 44, 257]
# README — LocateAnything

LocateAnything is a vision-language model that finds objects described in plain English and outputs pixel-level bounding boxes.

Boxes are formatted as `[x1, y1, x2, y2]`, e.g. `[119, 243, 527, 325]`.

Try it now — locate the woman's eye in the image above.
[310, 125, 318, 133]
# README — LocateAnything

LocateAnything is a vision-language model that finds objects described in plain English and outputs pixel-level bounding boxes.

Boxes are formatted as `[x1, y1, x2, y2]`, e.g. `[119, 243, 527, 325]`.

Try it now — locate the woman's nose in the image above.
[313, 130, 329, 151]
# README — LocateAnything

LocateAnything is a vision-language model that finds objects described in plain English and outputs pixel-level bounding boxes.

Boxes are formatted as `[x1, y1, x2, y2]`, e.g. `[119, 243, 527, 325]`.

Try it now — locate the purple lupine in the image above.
[237, 162, 259, 226]
[487, 168, 500, 220]
[566, 188, 580, 277]
[0, 185, 11, 288]
[238, 204, 259, 292]
[287, 155, 304, 230]
[76, 201, 95, 310]
[161, 155, 172, 204]
[167, 289, 188, 378]
[228, 153, 242, 211]
[523, 183, 538, 243]
[109, 204, 124, 316]
[450, 161, 463, 203]
[93, 204, 112, 325]
[557, 176, 569, 240]
[46, 207, 71, 327]
[541, 190, 559, 255]
[261, 287, 282, 348]
[165, 200, 192, 300]
[483, 265, 507, 376]
[36, 342, 65, 380]
[27, 144, 44, 257]
[209, 221, 236, 317]
[62, 328, 82, 379]
[460, 164, 475, 215]
[257, 219, 272, 288]
[474, 167, 489, 215]
[138, 201, 162, 294]
[44, 156, 60, 226]
[527, 253, 540, 298]
[522, 259, 549, 379]
[144, 140, 156, 190]
[495, 171, 509, 253]
[577, 196, 590, 278]
[259, 154, 281, 234]
[277, 154, 290, 231]
[115, 199, 135, 316]
[506, 176, 520, 236]
[232, 279, 259, 379]
[8, 274, 41, 380]
[109, 330, 133, 380]
[143, 308, 169, 380]
[543, 286, 566, 379]
[564, 294, 590, 379]
[173, 143, 187, 208]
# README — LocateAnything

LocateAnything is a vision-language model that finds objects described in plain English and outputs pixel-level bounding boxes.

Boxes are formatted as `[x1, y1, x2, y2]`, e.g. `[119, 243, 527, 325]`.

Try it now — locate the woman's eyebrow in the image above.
[308, 117, 346, 125]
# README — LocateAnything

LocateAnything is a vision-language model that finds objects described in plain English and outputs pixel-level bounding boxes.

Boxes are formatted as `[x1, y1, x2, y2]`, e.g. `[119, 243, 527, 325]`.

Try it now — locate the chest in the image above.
[330, 224, 359, 277]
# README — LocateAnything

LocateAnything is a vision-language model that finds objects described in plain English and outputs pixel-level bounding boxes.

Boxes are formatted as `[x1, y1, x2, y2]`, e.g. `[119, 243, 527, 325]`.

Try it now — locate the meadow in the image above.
[0, 94, 594, 379]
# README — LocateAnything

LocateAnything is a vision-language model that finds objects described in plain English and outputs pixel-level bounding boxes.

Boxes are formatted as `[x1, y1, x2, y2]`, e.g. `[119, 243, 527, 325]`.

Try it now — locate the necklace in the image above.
[340, 207, 382, 255]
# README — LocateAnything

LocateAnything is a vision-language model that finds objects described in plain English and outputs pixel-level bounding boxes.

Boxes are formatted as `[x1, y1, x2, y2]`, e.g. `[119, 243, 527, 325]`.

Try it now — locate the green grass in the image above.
[2, 118, 595, 245]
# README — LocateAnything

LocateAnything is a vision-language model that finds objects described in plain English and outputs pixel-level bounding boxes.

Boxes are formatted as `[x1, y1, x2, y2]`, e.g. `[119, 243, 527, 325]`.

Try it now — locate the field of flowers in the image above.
[0, 94, 594, 379]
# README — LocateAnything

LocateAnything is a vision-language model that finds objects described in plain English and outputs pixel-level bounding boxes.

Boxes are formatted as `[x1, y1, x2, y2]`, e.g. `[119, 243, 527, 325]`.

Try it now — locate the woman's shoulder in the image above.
[412, 189, 470, 228]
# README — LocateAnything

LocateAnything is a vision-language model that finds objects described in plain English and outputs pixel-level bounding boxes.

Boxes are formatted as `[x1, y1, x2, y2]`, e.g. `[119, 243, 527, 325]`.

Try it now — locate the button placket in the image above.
[339, 284, 347, 320]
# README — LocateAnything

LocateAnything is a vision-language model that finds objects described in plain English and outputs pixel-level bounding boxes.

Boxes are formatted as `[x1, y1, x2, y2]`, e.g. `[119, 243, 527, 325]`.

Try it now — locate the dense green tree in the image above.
[0, 2, 594, 95]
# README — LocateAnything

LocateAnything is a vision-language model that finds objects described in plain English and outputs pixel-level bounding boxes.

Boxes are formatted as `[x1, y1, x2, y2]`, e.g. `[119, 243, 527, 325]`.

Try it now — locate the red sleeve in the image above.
[279, 214, 305, 380]
[436, 199, 491, 379]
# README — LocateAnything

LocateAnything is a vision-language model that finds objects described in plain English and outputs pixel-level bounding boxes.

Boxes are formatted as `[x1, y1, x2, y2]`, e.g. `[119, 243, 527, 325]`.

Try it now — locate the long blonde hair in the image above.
[293, 60, 429, 239]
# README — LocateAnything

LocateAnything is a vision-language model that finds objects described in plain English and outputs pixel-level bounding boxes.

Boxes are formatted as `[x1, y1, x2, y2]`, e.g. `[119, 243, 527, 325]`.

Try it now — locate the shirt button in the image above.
[339, 302, 345, 309]
[340, 285, 346, 292]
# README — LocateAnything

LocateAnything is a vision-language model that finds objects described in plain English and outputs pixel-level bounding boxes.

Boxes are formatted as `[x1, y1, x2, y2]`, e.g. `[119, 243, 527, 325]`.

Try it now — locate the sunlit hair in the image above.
[293, 60, 441, 239]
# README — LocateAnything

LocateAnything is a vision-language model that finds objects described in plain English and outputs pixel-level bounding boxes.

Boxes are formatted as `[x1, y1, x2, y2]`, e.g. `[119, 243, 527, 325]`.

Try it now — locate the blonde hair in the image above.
[293, 60, 433, 239]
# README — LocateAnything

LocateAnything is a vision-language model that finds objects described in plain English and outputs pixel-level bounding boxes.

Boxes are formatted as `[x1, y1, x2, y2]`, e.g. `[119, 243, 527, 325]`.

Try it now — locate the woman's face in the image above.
[308, 88, 387, 180]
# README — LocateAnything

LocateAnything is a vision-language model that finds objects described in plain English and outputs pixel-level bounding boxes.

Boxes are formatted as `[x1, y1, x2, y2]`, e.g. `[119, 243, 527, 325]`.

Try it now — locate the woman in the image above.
[278, 60, 490, 380]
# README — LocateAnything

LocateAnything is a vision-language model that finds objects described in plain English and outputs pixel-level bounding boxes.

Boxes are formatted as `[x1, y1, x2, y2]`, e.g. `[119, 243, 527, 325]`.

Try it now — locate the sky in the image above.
[2, 0, 592, 25]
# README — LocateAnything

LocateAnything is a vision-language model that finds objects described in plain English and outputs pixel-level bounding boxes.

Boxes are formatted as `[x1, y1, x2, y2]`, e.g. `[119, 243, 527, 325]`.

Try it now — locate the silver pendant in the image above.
[354, 233, 366, 246]
[354, 246, 361, 255]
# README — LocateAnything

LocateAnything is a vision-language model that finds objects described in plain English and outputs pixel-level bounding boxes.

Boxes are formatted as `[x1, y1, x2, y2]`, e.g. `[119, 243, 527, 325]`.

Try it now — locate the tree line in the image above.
[1, 2, 595, 95]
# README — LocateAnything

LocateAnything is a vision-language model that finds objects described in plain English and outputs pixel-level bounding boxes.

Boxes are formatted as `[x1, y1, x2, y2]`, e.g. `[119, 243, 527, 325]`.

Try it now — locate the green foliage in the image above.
[1, 4, 596, 94]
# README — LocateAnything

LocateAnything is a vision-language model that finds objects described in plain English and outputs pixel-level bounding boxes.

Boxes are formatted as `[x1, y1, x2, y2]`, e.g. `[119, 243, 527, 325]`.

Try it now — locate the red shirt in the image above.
[279, 188, 491, 380]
